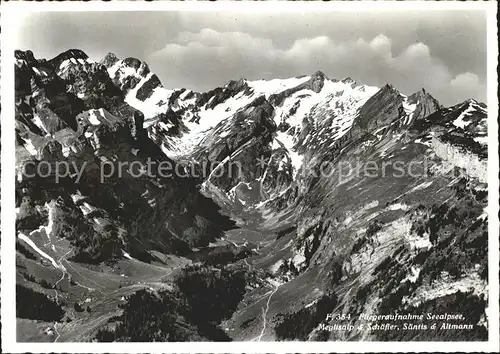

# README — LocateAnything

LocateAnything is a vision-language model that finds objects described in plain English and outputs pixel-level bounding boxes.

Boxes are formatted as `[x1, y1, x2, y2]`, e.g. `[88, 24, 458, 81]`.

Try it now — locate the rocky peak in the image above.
[311, 70, 327, 80]
[225, 78, 249, 92]
[49, 49, 89, 67]
[122, 57, 151, 76]
[464, 98, 487, 109]
[341, 77, 356, 85]
[101, 52, 120, 68]
[381, 83, 399, 92]
[354, 83, 404, 131]
[105, 54, 157, 95]
[307, 71, 327, 93]
[408, 87, 438, 104]
[407, 88, 441, 122]
[15, 50, 37, 66]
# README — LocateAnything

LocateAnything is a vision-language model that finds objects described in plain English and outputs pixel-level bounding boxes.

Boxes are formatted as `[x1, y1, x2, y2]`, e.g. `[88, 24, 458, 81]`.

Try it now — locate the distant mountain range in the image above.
[14, 49, 488, 342]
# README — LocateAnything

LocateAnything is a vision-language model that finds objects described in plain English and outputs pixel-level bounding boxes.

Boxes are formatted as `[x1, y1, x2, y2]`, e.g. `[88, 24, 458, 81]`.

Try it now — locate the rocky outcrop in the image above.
[431, 136, 487, 183]
[355, 84, 404, 132]
[407, 88, 441, 122]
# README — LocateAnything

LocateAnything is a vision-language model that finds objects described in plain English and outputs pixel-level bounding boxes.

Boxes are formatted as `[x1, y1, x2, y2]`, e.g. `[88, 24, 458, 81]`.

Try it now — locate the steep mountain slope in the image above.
[14, 50, 489, 342]
[15, 50, 239, 341]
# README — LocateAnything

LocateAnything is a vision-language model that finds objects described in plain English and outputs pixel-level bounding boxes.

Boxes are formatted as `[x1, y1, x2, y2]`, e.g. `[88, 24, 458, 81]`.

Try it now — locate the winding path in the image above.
[53, 323, 60, 342]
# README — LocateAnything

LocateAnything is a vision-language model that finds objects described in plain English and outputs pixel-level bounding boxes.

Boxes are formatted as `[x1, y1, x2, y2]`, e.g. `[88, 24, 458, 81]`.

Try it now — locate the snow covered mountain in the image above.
[14, 49, 489, 342]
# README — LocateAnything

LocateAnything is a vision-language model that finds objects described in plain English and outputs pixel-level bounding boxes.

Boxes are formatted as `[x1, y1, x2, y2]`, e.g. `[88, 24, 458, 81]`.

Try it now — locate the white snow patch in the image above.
[305, 299, 318, 309]
[79, 202, 97, 216]
[93, 217, 105, 226]
[159, 91, 255, 159]
[401, 266, 421, 283]
[273, 131, 303, 174]
[44, 202, 56, 239]
[343, 216, 353, 226]
[178, 89, 192, 101]
[32, 114, 49, 135]
[124, 72, 173, 119]
[28, 201, 56, 241]
[401, 95, 418, 125]
[405, 231, 432, 250]
[106, 60, 121, 79]
[414, 137, 432, 147]
[70, 192, 86, 204]
[363, 200, 379, 211]
[122, 250, 133, 260]
[158, 121, 174, 131]
[291, 253, 307, 270]
[407, 181, 433, 194]
[21, 138, 39, 157]
[453, 104, 476, 129]
[59, 146, 70, 159]
[269, 260, 284, 275]
[59, 59, 71, 70]
[88, 110, 102, 125]
[474, 136, 488, 145]
[387, 202, 409, 211]
[18, 233, 60, 269]
[270, 78, 378, 170]
[16, 59, 28, 67]
[247, 76, 310, 97]
[478, 207, 488, 221]
[107, 60, 173, 121]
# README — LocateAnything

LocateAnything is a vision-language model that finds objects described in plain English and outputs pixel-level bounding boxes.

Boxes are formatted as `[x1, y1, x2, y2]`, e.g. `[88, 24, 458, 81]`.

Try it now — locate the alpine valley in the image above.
[14, 49, 489, 342]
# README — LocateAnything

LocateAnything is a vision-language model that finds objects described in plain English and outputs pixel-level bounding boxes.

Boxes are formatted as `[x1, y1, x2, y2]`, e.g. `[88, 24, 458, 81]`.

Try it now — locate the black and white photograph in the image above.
[1, 1, 498, 352]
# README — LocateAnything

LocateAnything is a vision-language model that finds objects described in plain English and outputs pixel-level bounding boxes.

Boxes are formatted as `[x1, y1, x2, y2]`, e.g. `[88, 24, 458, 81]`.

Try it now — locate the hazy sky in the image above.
[16, 11, 487, 106]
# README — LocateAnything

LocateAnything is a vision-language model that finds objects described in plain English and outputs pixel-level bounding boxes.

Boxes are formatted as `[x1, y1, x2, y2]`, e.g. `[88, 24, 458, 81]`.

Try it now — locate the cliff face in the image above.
[431, 136, 487, 183]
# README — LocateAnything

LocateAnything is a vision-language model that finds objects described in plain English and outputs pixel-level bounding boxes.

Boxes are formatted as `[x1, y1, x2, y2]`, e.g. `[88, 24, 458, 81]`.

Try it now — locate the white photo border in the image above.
[1, 1, 498, 353]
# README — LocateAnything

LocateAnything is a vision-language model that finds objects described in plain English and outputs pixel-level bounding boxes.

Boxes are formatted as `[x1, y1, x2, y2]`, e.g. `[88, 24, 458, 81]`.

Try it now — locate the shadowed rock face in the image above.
[408, 88, 442, 122]
[15, 49, 489, 343]
[308, 71, 327, 93]
[101, 52, 120, 68]
[196, 78, 254, 110]
[356, 84, 404, 131]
